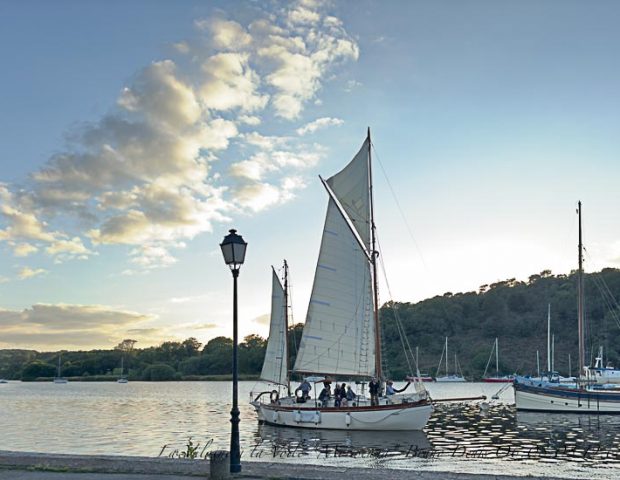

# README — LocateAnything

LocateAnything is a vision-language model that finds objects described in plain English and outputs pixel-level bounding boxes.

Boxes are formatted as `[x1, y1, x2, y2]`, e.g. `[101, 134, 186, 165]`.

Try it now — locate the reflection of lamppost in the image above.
[220, 229, 247, 474]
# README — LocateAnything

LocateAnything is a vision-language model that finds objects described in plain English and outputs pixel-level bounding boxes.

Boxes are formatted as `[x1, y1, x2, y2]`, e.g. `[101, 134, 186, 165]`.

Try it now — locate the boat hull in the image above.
[483, 377, 513, 383]
[514, 382, 620, 413]
[258, 400, 432, 431]
[435, 376, 466, 382]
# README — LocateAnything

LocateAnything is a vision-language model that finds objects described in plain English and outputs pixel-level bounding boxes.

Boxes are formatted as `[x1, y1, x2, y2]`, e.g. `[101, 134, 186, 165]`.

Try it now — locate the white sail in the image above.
[326, 137, 371, 251]
[260, 269, 288, 385]
[293, 139, 375, 378]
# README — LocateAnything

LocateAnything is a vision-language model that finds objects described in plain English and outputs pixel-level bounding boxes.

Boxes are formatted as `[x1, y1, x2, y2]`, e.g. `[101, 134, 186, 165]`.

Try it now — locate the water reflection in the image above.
[255, 423, 431, 457]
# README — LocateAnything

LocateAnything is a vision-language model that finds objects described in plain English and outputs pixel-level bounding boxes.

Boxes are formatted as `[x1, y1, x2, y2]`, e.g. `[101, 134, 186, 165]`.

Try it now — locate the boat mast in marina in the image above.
[514, 201, 620, 413]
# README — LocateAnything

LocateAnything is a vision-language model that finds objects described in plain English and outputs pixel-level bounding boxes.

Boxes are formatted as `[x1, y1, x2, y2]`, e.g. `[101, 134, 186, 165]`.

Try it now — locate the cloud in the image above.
[252, 313, 270, 326]
[0, 0, 360, 273]
[13, 243, 38, 257]
[200, 53, 268, 112]
[17, 267, 48, 280]
[0, 303, 160, 350]
[296, 117, 344, 135]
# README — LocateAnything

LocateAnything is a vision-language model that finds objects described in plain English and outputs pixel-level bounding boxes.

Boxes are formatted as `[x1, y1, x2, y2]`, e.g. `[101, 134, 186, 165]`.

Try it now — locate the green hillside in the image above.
[1, 268, 619, 381]
[381, 268, 620, 379]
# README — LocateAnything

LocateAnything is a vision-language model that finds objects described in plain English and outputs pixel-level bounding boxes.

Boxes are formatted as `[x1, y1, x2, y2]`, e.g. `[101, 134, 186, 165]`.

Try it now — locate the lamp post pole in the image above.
[219, 228, 247, 475]
[230, 266, 241, 473]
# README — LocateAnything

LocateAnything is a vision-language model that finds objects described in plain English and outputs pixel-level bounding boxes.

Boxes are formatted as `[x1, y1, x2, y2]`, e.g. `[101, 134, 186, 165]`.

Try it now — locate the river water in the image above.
[1, 380, 619, 479]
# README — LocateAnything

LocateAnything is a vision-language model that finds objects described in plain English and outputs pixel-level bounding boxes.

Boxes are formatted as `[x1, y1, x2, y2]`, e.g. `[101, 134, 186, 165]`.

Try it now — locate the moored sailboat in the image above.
[253, 130, 432, 430]
[514, 202, 620, 413]
[482, 338, 513, 383]
[53, 354, 68, 384]
[435, 337, 466, 382]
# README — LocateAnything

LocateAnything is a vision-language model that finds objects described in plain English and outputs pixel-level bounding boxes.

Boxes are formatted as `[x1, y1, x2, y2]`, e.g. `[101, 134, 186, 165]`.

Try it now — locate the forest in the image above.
[1, 268, 619, 381]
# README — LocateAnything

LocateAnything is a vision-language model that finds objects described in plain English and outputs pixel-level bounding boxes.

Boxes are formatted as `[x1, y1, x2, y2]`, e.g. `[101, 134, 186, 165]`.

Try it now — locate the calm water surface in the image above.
[1, 381, 619, 479]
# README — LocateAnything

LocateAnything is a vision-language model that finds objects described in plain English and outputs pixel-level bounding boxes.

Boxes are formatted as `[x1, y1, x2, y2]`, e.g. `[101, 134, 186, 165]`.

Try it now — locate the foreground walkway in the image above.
[0, 450, 565, 479]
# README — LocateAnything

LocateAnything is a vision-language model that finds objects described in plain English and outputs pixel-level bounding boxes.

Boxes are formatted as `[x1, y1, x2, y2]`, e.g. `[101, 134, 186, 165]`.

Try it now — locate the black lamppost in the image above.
[220, 228, 247, 474]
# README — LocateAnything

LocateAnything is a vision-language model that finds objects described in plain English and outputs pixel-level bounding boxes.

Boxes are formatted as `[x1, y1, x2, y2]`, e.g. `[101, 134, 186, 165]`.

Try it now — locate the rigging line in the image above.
[586, 267, 620, 331]
[583, 248, 620, 330]
[375, 231, 422, 378]
[370, 142, 430, 275]
[375, 235, 412, 373]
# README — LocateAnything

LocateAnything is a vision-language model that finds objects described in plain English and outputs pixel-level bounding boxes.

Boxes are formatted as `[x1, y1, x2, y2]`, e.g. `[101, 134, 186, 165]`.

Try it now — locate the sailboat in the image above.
[435, 337, 466, 382]
[514, 202, 620, 413]
[252, 130, 432, 430]
[53, 354, 68, 384]
[251, 261, 291, 420]
[482, 338, 513, 383]
[117, 356, 129, 383]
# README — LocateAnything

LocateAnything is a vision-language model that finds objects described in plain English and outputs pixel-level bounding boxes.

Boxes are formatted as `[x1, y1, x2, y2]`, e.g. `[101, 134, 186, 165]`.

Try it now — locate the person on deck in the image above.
[318, 383, 331, 407]
[346, 385, 357, 405]
[295, 379, 312, 402]
[386, 380, 396, 396]
[369, 377, 380, 406]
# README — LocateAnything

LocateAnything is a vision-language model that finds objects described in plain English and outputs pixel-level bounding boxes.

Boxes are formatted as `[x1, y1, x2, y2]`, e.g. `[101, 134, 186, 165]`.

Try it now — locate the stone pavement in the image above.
[0, 450, 562, 480]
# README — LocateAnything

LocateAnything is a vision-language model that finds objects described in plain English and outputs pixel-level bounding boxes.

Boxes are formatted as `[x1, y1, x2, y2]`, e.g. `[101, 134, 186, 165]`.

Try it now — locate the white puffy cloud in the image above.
[0, 0, 359, 273]
[205, 18, 252, 50]
[297, 117, 344, 135]
[17, 267, 48, 280]
[200, 53, 268, 112]
[13, 243, 38, 257]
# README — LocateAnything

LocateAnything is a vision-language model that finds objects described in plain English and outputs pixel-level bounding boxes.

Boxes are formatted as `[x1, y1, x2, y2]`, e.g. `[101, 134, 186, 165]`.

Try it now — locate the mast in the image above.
[368, 127, 382, 380]
[551, 334, 555, 372]
[536, 350, 540, 378]
[547, 303, 551, 373]
[445, 337, 449, 375]
[577, 201, 585, 377]
[495, 338, 499, 374]
[283, 260, 290, 394]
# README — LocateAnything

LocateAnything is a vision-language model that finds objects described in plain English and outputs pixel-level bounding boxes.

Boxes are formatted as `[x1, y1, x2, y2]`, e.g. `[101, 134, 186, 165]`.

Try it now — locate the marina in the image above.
[1, 381, 620, 478]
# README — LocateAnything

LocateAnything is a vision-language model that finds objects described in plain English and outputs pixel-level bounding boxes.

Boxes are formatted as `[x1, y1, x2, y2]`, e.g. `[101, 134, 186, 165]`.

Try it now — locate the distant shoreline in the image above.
[15, 374, 260, 382]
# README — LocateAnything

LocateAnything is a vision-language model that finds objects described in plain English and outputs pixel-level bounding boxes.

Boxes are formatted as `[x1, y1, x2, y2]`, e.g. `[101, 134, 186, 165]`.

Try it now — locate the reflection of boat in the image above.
[53, 354, 68, 384]
[514, 202, 620, 413]
[482, 338, 513, 383]
[435, 337, 466, 382]
[257, 422, 431, 452]
[253, 131, 432, 430]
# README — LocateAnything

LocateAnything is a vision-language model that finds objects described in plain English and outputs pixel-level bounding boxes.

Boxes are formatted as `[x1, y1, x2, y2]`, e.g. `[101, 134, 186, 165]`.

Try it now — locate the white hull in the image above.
[515, 384, 620, 413]
[435, 376, 466, 383]
[257, 400, 432, 431]
[53, 378, 68, 384]
[117, 378, 128, 383]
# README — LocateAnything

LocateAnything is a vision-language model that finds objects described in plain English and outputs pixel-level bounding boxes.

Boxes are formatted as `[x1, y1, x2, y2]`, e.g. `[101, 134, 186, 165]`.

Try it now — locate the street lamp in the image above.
[220, 229, 247, 474]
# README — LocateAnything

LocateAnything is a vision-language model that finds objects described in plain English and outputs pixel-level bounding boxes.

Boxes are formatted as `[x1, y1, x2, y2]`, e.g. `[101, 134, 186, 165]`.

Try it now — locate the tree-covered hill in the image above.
[381, 268, 620, 379]
[1, 269, 619, 381]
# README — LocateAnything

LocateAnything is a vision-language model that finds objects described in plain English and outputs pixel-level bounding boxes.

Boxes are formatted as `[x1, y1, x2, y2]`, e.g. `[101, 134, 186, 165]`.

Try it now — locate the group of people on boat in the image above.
[293, 377, 402, 407]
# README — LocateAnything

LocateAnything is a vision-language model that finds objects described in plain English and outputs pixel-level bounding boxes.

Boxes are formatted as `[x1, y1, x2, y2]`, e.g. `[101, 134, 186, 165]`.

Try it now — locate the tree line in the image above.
[1, 268, 619, 381]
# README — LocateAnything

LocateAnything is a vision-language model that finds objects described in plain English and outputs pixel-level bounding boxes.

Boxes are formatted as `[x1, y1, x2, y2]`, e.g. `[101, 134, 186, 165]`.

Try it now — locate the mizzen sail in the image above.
[260, 268, 288, 385]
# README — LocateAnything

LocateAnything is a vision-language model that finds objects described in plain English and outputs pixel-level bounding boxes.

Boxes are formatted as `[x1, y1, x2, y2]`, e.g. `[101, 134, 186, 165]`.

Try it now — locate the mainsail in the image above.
[260, 268, 288, 385]
[293, 137, 376, 377]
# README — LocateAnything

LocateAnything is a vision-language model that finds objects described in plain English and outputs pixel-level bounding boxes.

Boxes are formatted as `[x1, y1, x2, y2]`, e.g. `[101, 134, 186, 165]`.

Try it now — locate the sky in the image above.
[1, 0, 620, 352]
